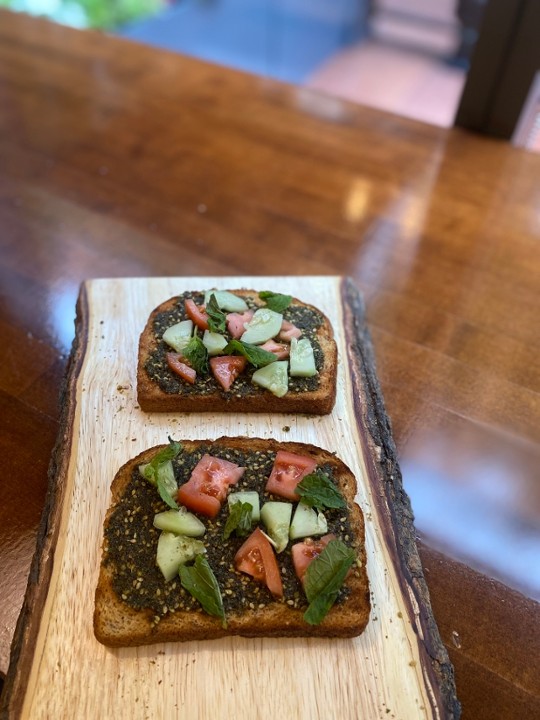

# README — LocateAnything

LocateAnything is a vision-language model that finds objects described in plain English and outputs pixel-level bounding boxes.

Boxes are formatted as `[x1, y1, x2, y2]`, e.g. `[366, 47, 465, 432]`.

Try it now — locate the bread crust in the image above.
[136, 290, 337, 414]
[94, 437, 370, 646]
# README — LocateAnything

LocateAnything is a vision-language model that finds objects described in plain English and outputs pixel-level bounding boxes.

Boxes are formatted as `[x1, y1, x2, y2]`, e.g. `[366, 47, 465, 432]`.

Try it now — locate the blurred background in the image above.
[0, 0, 489, 128]
[3, 0, 538, 147]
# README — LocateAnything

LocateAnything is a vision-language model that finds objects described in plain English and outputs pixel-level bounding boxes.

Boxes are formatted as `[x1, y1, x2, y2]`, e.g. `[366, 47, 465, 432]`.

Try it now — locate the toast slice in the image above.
[137, 290, 337, 414]
[94, 437, 370, 646]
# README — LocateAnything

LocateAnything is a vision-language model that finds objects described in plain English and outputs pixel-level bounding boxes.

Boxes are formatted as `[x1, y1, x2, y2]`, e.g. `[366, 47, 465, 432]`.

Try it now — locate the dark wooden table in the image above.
[0, 8, 539, 719]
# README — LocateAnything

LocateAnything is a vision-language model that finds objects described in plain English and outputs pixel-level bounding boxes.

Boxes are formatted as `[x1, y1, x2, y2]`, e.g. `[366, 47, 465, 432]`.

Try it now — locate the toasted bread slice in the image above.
[137, 290, 337, 414]
[94, 437, 370, 646]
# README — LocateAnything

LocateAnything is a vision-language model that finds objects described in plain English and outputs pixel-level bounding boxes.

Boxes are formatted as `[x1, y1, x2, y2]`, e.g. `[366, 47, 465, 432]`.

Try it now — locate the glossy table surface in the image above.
[0, 8, 539, 719]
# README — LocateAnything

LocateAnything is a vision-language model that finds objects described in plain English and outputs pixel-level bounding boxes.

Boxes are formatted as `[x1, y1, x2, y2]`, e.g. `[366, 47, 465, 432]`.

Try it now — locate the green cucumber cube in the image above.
[204, 289, 249, 312]
[251, 361, 288, 397]
[260, 501, 293, 553]
[162, 320, 193, 354]
[153, 508, 206, 537]
[289, 501, 328, 540]
[241, 308, 283, 345]
[290, 337, 317, 377]
[203, 330, 228, 356]
[228, 491, 260, 521]
[156, 532, 206, 582]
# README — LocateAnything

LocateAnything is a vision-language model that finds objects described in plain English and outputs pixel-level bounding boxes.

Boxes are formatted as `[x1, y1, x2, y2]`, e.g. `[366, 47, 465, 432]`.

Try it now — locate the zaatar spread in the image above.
[144, 292, 324, 397]
[104, 444, 355, 620]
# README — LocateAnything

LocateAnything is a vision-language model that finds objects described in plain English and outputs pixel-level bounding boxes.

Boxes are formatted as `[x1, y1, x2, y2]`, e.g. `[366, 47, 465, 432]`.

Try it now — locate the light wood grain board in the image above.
[2, 276, 459, 719]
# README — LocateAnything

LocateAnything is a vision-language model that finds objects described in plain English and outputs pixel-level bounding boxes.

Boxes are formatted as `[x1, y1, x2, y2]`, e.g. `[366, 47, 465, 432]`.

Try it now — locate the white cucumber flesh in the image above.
[241, 308, 283, 345]
[260, 501, 293, 553]
[251, 361, 288, 397]
[228, 491, 260, 521]
[290, 337, 317, 377]
[153, 508, 206, 536]
[162, 320, 193, 354]
[204, 289, 248, 312]
[289, 501, 328, 539]
[156, 532, 206, 582]
[203, 330, 228, 356]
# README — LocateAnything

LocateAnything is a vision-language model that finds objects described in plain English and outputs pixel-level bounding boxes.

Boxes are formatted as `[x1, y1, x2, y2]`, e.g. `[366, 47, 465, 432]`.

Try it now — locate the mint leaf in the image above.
[156, 461, 179, 509]
[224, 339, 277, 368]
[206, 293, 227, 334]
[303, 539, 356, 625]
[259, 291, 292, 313]
[180, 556, 227, 627]
[183, 334, 208, 374]
[296, 471, 347, 511]
[223, 501, 253, 540]
[141, 438, 182, 486]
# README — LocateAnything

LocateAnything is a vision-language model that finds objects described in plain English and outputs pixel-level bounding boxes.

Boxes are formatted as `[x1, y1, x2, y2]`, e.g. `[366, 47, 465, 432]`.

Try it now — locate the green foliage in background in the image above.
[0, 0, 166, 29]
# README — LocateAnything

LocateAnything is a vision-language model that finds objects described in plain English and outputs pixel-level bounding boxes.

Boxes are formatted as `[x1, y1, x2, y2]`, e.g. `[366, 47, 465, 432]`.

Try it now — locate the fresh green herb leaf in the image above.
[223, 501, 253, 540]
[296, 471, 347, 511]
[180, 555, 227, 627]
[156, 461, 179, 509]
[183, 334, 209, 374]
[303, 539, 356, 625]
[141, 438, 182, 486]
[224, 339, 277, 368]
[259, 291, 292, 313]
[206, 293, 227, 334]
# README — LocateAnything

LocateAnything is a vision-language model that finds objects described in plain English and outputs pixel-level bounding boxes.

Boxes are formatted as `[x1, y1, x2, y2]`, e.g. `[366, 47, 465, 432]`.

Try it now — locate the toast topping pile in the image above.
[103, 440, 361, 628]
[144, 290, 325, 399]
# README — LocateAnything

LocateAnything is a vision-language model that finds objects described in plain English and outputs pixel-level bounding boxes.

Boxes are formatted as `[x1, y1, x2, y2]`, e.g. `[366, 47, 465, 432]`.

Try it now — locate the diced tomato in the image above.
[226, 310, 254, 339]
[259, 339, 290, 360]
[185, 298, 209, 330]
[209, 355, 247, 391]
[279, 320, 302, 342]
[235, 528, 284, 598]
[265, 450, 318, 501]
[177, 454, 245, 518]
[291, 534, 336, 585]
[166, 352, 196, 384]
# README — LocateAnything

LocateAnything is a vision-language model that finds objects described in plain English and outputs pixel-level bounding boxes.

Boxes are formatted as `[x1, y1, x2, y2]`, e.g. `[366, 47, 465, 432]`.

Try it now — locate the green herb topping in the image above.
[259, 291, 292, 313]
[223, 501, 253, 540]
[183, 334, 209, 374]
[179, 555, 227, 627]
[141, 438, 182, 510]
[224, 339, 278, 367]
[296, 471, 347, 511]
[206, 293, 227, 334]
[303, 539, 356, 625]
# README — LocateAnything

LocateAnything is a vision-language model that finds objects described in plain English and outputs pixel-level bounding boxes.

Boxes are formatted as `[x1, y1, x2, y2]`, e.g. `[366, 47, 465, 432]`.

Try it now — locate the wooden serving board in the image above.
[2, 276, 460, 720]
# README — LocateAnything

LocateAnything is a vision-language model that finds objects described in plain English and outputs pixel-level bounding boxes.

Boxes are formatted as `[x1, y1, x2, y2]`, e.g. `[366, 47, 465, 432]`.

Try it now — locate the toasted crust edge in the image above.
[136, 291, 338, 414]
[94, 437, 370, 646]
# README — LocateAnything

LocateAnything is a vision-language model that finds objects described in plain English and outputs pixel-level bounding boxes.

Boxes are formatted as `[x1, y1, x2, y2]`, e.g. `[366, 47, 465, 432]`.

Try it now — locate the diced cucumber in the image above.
[260, 501, 292, 553]
[251, 361, 288, 397]
[203, 330, 228, 356]
[162, 320, 193, 354]
[241, 308, 283, 345]
[204, 289, 249, 312]
[156, 532, 206, 582]
[153, 508, 206, 537]
[290, 337, 317, 377]
[289, 501, 328, 540]
[228, 491, 260, 521]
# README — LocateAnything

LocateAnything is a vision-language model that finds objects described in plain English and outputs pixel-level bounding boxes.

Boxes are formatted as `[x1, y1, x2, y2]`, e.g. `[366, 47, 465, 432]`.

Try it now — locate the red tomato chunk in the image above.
[166, 352, 196, 384]
[235, 528, 284, 598]
[291, 534, 335, 585]
[185, 298, 209, 330]
[210, 355, 247, 391]
[265, 450, 318, 501]
[177, 455, 245, 518]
